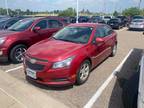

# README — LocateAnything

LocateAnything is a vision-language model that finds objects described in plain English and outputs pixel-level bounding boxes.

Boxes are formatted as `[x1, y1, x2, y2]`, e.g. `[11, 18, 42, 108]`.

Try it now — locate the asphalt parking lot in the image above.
[0, 28, 144, 108]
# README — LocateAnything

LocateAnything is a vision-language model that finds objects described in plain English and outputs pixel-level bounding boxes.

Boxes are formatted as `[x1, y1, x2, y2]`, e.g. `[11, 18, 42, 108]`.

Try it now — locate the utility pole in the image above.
[5, 0, 9, 15]
[76, 0, 79, 23]
[138, 0, 142, 9]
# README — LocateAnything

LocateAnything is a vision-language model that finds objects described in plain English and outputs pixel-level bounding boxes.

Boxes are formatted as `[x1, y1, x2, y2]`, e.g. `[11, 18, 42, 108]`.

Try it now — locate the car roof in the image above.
[68, 23, 103, 28]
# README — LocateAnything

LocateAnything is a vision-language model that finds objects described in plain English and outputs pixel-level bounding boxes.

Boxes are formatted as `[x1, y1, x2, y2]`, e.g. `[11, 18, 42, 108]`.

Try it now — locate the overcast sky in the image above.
[0, 0, 144, 13]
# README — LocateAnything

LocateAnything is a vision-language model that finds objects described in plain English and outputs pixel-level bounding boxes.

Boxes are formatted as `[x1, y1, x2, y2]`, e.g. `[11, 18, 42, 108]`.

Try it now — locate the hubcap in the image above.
[15, 47, 26, 62]
[79, 63, 90, 81]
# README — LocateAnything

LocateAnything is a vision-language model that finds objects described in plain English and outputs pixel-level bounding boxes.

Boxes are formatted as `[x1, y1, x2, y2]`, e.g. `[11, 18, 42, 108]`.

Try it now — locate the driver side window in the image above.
[35, 20, 47, 30]
[95, 27, 105, 38]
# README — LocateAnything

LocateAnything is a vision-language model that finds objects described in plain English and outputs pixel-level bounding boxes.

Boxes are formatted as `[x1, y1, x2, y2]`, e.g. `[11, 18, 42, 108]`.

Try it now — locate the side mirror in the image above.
[96, 38, 104, 44]
[33, 26, 41, 32]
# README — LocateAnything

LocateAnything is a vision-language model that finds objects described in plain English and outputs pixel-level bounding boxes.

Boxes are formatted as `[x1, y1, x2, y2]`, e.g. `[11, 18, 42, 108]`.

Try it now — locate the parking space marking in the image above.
[5, 65, 23, 73]
[83, 49, 133, 108]
[0, 87, 27, 108]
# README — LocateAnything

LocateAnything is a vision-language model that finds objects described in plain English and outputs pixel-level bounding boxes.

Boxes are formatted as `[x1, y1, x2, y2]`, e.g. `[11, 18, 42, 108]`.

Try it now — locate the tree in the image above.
[122, 7, 141, 16]
[58, 8, 76, 17]
[113, 11, 119, 17]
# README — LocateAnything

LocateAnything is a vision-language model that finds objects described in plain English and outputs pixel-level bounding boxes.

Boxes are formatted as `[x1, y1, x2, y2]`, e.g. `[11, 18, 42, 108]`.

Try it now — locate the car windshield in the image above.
[8, 19, 34, 31]
[132, 19, 144, 22]
[53, 26, 93, 44]
[109, 19, 119, 22]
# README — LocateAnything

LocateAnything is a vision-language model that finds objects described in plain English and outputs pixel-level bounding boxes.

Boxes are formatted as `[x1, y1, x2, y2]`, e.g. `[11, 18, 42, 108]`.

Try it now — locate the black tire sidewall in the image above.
[76, 60, 90, 85]
[111, 44, 117, 57]
[9, 44, 27, 63]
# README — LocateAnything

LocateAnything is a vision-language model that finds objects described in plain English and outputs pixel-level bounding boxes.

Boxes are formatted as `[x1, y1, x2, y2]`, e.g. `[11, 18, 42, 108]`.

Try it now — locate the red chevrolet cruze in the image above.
[0, 17, 66, 63]
[24, 23, 117, 86]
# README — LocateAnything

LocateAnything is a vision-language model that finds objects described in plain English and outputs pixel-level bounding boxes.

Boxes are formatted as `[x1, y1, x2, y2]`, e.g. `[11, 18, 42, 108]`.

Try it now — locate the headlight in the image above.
[0, 37, 6, 45]
[52, 56, 74, 69]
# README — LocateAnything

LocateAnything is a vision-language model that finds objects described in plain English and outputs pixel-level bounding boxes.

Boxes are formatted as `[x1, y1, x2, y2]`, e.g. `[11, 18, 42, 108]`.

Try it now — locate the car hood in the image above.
[0, 30, 18, 38]
[27, 39, 84, 62]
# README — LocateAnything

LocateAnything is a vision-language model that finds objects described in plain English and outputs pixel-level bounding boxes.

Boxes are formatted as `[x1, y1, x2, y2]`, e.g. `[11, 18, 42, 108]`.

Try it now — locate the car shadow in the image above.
[26, 77, 73, 91]
[108, 48, 142, 108]
[0, 61, 11, 65]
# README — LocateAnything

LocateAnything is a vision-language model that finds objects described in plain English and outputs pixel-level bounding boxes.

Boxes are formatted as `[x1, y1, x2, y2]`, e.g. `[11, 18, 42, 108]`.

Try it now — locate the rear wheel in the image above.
[9, 44, 27, 63]
[76, 60, 91, 85]
[111, 44, 117, 57]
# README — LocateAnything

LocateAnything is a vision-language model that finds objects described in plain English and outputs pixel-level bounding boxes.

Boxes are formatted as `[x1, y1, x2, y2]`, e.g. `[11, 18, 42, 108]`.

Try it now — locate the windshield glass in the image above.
[132, 19, 144, 22]
[53, 26, 93, 44]
[109, 19, 119, 22]
[8, 19, 34, 31]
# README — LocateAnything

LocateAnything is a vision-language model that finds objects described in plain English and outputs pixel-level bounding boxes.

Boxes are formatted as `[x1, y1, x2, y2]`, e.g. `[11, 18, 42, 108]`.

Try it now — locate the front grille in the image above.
[25, 60, 45, 71]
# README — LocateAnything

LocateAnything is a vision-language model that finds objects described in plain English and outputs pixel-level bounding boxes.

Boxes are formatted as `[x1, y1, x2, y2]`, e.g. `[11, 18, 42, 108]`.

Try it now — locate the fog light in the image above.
[0, 51, 3, 56]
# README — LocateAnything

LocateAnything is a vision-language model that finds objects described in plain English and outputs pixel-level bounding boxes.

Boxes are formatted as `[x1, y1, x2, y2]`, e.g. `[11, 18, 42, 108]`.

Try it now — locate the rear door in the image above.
[91, 25, 115, 66]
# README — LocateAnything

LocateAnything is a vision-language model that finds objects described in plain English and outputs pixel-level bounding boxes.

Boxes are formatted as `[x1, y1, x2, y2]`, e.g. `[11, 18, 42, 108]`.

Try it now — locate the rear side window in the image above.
[48, 20, 63, 28]
[35, 20, 47, 29]
[103, 26, 113, 36]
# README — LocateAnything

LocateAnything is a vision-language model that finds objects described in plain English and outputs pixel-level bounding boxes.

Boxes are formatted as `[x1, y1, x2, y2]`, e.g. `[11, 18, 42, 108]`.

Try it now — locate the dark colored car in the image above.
[78, 16, 90, 23]
[0, 17, 66, 63]
[90, 16, 105, 24]
[0, 17, 24, 30]
[108, 18, 124, 29]
[117, 16, 129, 27]
[24, 23, 117, 86]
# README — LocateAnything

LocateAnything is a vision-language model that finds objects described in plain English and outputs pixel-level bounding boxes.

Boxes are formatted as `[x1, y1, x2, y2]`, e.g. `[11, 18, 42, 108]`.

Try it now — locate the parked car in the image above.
[24, 23, 117, 86]
[108, 18, 124, 29]
[103, 16, 111, 24]
[129, 19, 144, 31]
[78, 16, 90, 23]
[0, 17, 66, 63]
[90, 16, 105, 24]
[0, 17, 24, 30]
[117, 16, 129, 27]
[138, 54, 144, 108]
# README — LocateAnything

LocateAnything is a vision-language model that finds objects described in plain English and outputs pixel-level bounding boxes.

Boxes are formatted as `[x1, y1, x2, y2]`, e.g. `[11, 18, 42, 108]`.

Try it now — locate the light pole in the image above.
[76, 0, 79, 23]
[5, 0, 9, 15]
[138, 0, 142, 9]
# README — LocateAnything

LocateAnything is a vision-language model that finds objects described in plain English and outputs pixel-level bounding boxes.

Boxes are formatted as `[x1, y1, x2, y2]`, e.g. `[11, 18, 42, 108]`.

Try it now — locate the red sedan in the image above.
[24, 23, 117, 86]
[0, 17, 66, 63]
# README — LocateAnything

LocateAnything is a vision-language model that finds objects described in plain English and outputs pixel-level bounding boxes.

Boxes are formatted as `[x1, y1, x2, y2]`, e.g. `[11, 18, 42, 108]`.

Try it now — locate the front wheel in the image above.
[76, 60, 91, 85]
[9, 44, 27, 63]
[110, 44, 117, 57]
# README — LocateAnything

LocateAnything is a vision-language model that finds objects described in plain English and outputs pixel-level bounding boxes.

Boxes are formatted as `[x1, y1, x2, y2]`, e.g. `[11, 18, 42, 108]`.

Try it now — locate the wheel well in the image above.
[85, 57, 92, 69]
[8, 42, 28, 60]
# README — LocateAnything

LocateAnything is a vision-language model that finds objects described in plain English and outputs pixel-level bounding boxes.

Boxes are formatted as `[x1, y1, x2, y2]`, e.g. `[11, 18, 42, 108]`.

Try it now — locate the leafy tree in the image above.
[58, 8, 76, 17]
[122, 7, 141, 16]
[113, 11, 119, 17]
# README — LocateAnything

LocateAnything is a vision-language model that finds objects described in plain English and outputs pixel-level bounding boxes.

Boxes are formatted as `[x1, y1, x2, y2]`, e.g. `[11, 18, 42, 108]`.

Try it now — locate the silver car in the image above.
[129, 19, 144, 30]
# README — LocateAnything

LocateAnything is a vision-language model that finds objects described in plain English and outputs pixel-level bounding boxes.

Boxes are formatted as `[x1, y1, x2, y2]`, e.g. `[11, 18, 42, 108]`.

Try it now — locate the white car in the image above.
[129, 19, 144, 30]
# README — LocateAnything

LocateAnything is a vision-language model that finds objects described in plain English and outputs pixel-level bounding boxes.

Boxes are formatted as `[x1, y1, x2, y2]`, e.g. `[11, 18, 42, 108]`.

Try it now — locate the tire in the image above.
[110, 44, 117, 57]
[76, 60, 91, 85]
[9, 44, 27, 63]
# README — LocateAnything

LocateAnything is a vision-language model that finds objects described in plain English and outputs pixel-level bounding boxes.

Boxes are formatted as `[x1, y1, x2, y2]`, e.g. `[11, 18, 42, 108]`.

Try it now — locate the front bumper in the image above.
[129, 25, 144, 30]
[24, 59, 76, 86]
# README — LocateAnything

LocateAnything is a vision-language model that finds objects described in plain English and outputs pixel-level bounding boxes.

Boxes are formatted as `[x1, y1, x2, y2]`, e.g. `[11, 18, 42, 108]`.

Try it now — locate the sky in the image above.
[0, 0, 144, 13]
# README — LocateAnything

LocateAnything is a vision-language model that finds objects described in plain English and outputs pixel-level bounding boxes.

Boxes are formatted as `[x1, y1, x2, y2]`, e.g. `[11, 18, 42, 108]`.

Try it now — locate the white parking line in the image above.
[83, 49, 133, 108]
[5, 65, 23, 73]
